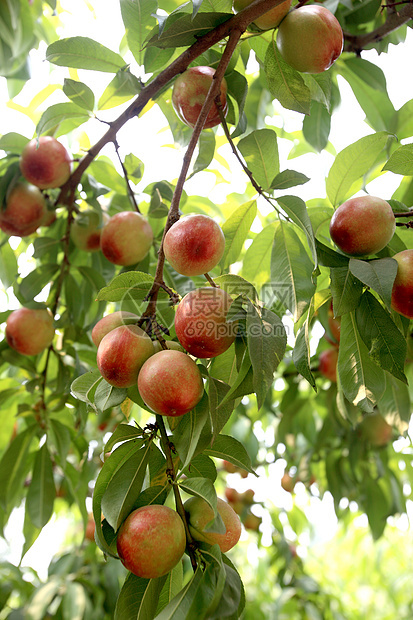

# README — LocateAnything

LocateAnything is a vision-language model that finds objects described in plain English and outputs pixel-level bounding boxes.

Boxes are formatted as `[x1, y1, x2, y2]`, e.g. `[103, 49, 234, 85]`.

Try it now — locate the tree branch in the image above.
[344, 4, 413, 54]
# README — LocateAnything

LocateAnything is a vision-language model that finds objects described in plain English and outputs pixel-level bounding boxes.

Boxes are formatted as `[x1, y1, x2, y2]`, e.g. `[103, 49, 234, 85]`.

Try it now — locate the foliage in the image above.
[0, 0, 413, 618]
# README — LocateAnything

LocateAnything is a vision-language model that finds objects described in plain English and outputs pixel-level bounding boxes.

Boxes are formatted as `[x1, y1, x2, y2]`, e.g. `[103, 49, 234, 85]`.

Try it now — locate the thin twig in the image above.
[113, 140, 141, 213]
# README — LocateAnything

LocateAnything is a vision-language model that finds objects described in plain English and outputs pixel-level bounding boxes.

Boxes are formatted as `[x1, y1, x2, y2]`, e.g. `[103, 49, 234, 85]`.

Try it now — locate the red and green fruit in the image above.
[172, 66, 228, 129]
[319, 348, 338, 382]
[97, 325, 154, 388]
[281, 472, 295, 493]
[391, 249, 413, 319]
[174, 287, 237, 358]
[6, 307, 55, 356]
[152, 340, 184, 353]
[184, 496, 241, 552]
[276, 6, 343, 73]
[163, 214, 225, 276]
[137, 350, 204, 417]
[116, 505, 186, 579]
[233, 0, 291, 30]
[71, 209, 108, 252]
[329, 195, 395, 256]
[243, 513, 262, 531]
[358, 413, 393, 447]
[0, 183, 47, 237]
[91, 311, 139, 347]
[19, 136, 71, 189]
[100, 211, 153, 266]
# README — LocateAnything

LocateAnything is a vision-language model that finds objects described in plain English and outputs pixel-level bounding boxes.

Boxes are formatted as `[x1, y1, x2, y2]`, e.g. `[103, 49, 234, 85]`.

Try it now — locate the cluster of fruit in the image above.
[225, 487, 262, 532]
[115, 496, 241, 578]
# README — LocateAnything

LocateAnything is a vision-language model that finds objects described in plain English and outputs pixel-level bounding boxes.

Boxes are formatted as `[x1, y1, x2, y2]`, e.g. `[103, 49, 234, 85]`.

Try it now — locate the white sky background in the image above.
[1, 0, 413, 579]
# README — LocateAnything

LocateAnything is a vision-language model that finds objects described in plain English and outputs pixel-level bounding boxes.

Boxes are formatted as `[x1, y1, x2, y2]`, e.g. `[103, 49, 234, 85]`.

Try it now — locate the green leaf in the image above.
[89, 158, 127, 193]
[315, 239, 349, 268]
[208, 560, 243, 619]
[0, 425, 36, 511]
[147, 13, 232, 49]
[96, 271, 154, 302]
[101, 442, 152, 531]
[46, 36, 126, 72]
[270, 169, 310, 191]
[204, 434, 255, 475]
[275, 195, 317, 266]
[349, 257, 398, 310]
[94, 380, 128, 414]
[190, 131, 215, 177]
[179, 477, 217, 515]
[293, 318, 316, 389]
[378, 373, 410, 433]
[241, 223, 275, 283]
[246, 303, 287, 409]
[48, 419, 71, 467]
[326, 132, 390, 206]
[302, 100, 331, 152]
[105, 423, 144, 453]
[124, 153, 145, 183]
[208, 377, 235, 439]
[173, 393, 212, 471]
[0, 241, 18, 289]
[330, 265, 364, 316]
[364, 475, 391, 540]
[0, 132, 29, 153]
[237, 129, 279, 191]
[98, 69, 141, 110]
[220, 200, 257, 269]
[115, 573, 167, 620]
[154, 565, 203, 619]
[63, 78, 95, 110]
[213, 273, 257, 302]
[355, 291, 407, 383]
[18, 264, 59, 302]
[26, 443, 55, 529]
[36, 103, 90, 135]
[62, 582, 87, 620]
[383, 143, 413, 175]
[120, 0, 158, 66]
[337, 312, 385, 412]
[264, 39, 311, 115]
[181, 454, 217, 482]
[155, 563, 184, 616]
[270, 221, 316, 322]
[70, 370, 102, 408]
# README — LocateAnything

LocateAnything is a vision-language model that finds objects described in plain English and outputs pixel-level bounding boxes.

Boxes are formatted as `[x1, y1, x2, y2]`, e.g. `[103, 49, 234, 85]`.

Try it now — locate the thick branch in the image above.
[344, 4, 413, 54]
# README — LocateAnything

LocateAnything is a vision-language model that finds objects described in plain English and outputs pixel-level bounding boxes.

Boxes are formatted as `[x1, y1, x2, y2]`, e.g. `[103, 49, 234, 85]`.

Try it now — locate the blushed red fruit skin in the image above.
[391, 250, 413, 319]
[184, 497, 241, 552]
[281, 472, 295, 493]
[6, 308, 54, 355]
[92, 311, 139, 347]
[0, 183, 47, 236]
[319, 348, 338, 382]
[100, 212, 153, 266]
[71, 210, 108, 252]
[172, 66, 228, 129]
[163, 214, 225, 276]
[234, 0, 291, 30]
[327, 301, 341, 343]
[358, 413, 393, 447]
[97, 325, 154, 388]
[138, 350, 204, 417]
[116, 505, 186, 579]
[19, 136, 71, 189]
[276, 6, 343, 73]
[330, 196, 395, 256]
[174, 287, 237, 358]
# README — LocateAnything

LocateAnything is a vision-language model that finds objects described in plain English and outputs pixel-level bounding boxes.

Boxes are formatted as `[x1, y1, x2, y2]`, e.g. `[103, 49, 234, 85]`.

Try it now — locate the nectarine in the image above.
[6, 307, 54, 356]
[0, 183, 47, 237]
[19, 136, 71, 189]
[100, 211, 153, 266]
[172, 66, 228, 129]
[391, 249, 413, 319]
[184, 496, 241, 552]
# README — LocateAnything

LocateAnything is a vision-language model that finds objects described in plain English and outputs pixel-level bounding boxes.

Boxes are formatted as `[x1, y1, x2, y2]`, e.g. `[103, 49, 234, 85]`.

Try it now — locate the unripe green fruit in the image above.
[329, 195, 395, 256]
[391, 250, 413, 319]
[276, 6, 343, 73]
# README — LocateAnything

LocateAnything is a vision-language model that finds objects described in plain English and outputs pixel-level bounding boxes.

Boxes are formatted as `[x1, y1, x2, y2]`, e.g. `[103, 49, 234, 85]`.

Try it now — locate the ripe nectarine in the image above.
[172, 66, 228, 129]
[20, 136, 71, 189]
[100, 211, 153, 266]
[0, 183, 47, 237]
[6, 307, 54, 356]
[184, 496, 241, 552]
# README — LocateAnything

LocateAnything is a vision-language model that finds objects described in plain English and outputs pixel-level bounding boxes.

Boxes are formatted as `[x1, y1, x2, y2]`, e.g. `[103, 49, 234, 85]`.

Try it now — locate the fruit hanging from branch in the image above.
[19, 136, 71, 189]
[6, 308, 55, 356]
[233, 0, 292, 30]
[391, 249, 413, 319]
[184, 496, 242, 552]
[0, 182, 47, 237]
[100, 211, 153, 266]
[276, 5, 343, 73]
[172, 66, 228, 129]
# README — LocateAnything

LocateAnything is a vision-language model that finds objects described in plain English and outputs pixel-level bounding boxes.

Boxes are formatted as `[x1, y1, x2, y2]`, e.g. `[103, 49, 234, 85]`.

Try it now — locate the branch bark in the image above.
[344, 4, 413, 54]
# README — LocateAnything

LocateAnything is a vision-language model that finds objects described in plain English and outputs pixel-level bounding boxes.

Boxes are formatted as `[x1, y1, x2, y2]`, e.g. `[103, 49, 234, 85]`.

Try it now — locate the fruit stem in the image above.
[156, 414, 198, 572]
[204, 272, 219, 287]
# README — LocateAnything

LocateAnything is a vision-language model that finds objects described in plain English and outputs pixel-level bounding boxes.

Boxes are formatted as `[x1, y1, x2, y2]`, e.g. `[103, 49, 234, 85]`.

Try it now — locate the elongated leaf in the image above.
[246, 303, 286, 409]
[0, 132, 29, 153]
[26, 443, 55, 529]
[355, 291, 407, 383]
[330, 265, 363, 316]
[0, 425, 36, 511]
[155, 564, 184, 616]
[275, 195, 317, 266]
[204, 435, 255, 475]
[147, 13, 232, 49]
[115, 573, 167, 620]
[378, 374, 410, 433]
[326, 132, 389, 206]
[349, 257, 398, 310]
[94, 380, 128, 414]
[36, 103, 90, 135]
[181, 454, 217, 482]
[238, 129, 279, 191]
[98, 68, 141, 110]
[154, 565, 203, 620]
[383, 143, 413, 175]
[337, 312, 385, 412]
[18, 264, 59, 301]
[302, 100, 331, 152]
[293, 307, 316, 389]
[101, 443, 152, 531]
[70, 370, 102, 407]
[172, 393, 211, 471]
[270, 221, 316, 322]
[191, 131, 215, 177]
[213, 273, 257, 302]
[270, 169, 310, 191]
[242, 223, 275, 283]
[208, 377, 234, 439]
[46, 36, 126, 72]
[120, 0, 157, 66]
[264, 39, 311, 115]
[96, 271, 154, 302]
[63, 78, 95, 110]
[105, 423, 144, 453]
[220, 200, 257, 269]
